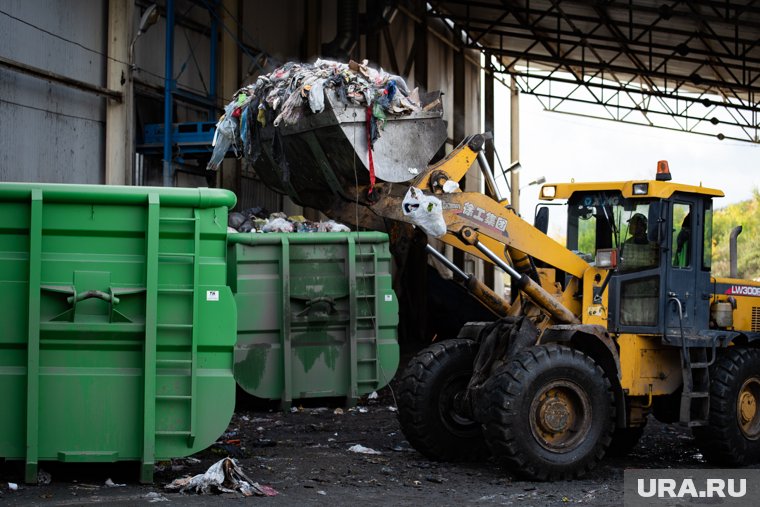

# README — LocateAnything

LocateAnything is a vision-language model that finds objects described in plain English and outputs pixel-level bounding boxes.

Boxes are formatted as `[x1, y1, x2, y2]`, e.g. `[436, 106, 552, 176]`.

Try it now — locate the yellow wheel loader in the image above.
[375, 136, 760, 480]
[240, 87, 760, 480]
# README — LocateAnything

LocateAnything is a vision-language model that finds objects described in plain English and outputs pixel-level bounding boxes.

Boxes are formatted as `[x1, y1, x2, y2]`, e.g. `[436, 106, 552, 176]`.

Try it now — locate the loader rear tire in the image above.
[606, 423, 646, 457]
[482, 344, 615, 480]
[397, 339, 489, 461]
[694, 347, 760, 465]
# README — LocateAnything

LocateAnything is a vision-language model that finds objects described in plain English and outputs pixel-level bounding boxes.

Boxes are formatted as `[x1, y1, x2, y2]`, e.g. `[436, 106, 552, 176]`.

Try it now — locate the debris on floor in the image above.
[37, 469, 51, 486]
[164, 457, 277, 497]
[348, 444, 382, 455]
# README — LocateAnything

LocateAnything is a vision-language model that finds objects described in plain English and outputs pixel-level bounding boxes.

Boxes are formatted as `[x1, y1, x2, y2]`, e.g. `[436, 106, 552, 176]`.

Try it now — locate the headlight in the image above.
[632, 183, 649, 195]
[540, 185, 557, 199]
[595, 248, 618, 268]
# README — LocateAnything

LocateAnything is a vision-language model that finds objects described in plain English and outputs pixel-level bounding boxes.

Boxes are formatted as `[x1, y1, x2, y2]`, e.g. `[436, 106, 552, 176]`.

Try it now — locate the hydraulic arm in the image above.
[353, 134, 589, 325]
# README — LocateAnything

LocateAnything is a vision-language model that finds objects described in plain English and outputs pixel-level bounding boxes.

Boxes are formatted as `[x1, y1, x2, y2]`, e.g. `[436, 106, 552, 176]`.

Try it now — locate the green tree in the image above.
[711, 189, 760, 280]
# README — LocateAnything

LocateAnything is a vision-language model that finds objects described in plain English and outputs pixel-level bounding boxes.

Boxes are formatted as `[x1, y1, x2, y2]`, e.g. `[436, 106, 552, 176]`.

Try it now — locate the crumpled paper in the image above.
[164, 457, 277, 497]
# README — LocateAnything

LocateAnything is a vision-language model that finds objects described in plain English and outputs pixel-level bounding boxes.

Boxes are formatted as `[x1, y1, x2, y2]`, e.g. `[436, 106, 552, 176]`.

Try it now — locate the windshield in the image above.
[567, 192, 660, 271]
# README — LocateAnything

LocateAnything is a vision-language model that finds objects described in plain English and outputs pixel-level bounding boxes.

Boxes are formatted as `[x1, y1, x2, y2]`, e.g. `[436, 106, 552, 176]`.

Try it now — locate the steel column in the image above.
[163, 0, 175, 187]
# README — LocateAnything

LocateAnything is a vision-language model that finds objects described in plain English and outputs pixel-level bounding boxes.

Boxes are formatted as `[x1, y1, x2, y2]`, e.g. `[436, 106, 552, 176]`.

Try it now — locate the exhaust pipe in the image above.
[730, 225, 742, 278]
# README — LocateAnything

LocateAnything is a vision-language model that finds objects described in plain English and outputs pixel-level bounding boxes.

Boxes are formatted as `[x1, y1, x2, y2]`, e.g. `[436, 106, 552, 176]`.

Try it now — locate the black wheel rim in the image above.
[529, 379, 592, 453]
[438, 372, 478, 437]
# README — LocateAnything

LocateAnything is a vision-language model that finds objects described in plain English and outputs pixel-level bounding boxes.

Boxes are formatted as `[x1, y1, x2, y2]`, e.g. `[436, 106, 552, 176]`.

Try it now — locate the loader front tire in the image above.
[397, 339, 489, 461]
[694, 347, 760, 465]
[482, 344, 615, 480]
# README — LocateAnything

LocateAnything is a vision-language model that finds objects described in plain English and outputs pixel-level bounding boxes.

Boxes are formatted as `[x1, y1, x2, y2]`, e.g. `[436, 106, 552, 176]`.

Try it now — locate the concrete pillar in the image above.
[483, 65, 495, 289]
[220, 0, 239, 193]
[105, 0, 133, 185]
[413, 0, 428, 89]
[453, 48, 466, 270]
[510, 77, 520, 212]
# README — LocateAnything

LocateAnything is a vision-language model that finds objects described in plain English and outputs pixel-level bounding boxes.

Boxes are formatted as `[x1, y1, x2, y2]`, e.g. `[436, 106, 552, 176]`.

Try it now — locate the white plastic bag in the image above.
[402, 187, 447, 237]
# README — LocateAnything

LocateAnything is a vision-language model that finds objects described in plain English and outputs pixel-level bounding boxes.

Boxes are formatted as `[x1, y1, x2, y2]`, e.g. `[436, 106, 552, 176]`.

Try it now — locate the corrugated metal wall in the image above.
[0, 1, 483, 192]
[0, 0, 107, 183]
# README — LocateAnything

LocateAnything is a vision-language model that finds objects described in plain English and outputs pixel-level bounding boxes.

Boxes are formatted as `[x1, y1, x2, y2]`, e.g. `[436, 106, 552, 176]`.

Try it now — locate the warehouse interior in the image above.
[1, 0, 758, 345]
[4, 1, 760, 498]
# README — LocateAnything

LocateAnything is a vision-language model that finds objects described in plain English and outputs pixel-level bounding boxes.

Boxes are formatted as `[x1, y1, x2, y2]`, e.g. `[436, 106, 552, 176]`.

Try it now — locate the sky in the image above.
[491, 86, 760, 222]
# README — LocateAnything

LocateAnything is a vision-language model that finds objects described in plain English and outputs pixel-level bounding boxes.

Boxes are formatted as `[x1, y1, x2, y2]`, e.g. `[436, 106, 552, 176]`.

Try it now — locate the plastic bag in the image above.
[318, 220, 351, 233]
[402, 187, 447, 237]
[262, 217, 294, 233]
[207, 113, 237, 171]
[308, 78, 327, 113]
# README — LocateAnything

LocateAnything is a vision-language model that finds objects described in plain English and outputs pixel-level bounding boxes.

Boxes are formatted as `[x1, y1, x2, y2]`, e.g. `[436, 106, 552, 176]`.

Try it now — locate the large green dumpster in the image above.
[228, 232, 399, 408]
[0, 183, 237, 483]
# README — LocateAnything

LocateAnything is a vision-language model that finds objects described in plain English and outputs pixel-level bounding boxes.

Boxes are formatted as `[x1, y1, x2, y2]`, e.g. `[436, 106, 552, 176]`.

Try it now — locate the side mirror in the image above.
[535, 206, 549, 234]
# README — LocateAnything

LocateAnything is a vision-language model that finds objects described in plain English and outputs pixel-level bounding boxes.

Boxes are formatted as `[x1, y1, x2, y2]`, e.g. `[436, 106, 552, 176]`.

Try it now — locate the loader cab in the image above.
[541, 177, 723, 338]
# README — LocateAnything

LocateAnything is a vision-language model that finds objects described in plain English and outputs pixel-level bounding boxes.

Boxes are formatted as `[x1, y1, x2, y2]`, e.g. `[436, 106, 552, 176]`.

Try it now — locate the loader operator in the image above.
[625, 212, 649, 245]
[621, 212, 657, 271]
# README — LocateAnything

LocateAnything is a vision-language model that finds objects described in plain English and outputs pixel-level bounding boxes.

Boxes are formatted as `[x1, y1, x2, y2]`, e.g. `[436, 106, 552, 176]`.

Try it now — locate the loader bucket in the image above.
[250, 89, 447, 211]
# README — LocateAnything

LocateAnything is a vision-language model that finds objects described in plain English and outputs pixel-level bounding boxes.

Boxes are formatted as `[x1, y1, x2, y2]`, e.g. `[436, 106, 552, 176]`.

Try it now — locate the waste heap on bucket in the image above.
[208, 59, 448, 218]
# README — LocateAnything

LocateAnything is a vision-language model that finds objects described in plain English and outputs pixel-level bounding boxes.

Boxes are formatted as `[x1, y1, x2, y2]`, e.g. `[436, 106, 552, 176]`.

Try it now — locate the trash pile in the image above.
[165, 457, 277, 497]
[207, 58, 422, 171]
[228, 207, 351, 234]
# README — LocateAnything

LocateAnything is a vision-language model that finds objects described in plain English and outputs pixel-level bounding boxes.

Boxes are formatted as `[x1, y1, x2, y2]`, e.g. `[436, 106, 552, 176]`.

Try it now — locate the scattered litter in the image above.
[391, 441, 415, 453]
[402, 186, 446, 237]
[252, 438, 276, 448]
[348, 444, 382, 455]
[185, 457, 201, 464]
[368, 391, 378, 400]
[105, 478, 125, 488]
[334, 408, 344, 415]
[443, 180, 460, 193]
[317, 490, 327, 496]
[256, 426, 265, 432]
[144, 491, 169, 503]
[388, 406, 398, 412]
[357, 406, 368, 413]
[165, 457, 277, 497]
[7, 483, 18, 491]
[37, 469, 51, 485]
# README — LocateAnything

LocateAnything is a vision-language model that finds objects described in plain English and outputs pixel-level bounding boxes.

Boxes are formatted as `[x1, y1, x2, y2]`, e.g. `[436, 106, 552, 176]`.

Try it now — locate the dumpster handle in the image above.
[297, 297, 336, 316]
[66, 290, 120, 305]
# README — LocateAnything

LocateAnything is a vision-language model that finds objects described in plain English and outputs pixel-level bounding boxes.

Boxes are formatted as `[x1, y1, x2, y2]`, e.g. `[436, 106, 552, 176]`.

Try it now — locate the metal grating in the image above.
[753, 307, 760, 332]
[426, 0, 760, 143]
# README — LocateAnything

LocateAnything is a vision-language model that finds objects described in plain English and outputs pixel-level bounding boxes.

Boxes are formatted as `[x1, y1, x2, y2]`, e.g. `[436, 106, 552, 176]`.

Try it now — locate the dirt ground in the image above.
[0, 372, 722, 507]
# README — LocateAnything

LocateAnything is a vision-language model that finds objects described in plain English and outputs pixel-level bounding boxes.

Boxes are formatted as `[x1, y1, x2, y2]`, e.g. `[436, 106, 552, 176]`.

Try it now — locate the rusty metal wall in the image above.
[0, 0, 107, 183]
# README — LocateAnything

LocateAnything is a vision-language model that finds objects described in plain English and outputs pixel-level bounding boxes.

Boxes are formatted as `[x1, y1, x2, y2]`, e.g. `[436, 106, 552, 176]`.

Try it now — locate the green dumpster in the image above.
[0, 182, 237, 483]
[228, 232, 399, 408]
